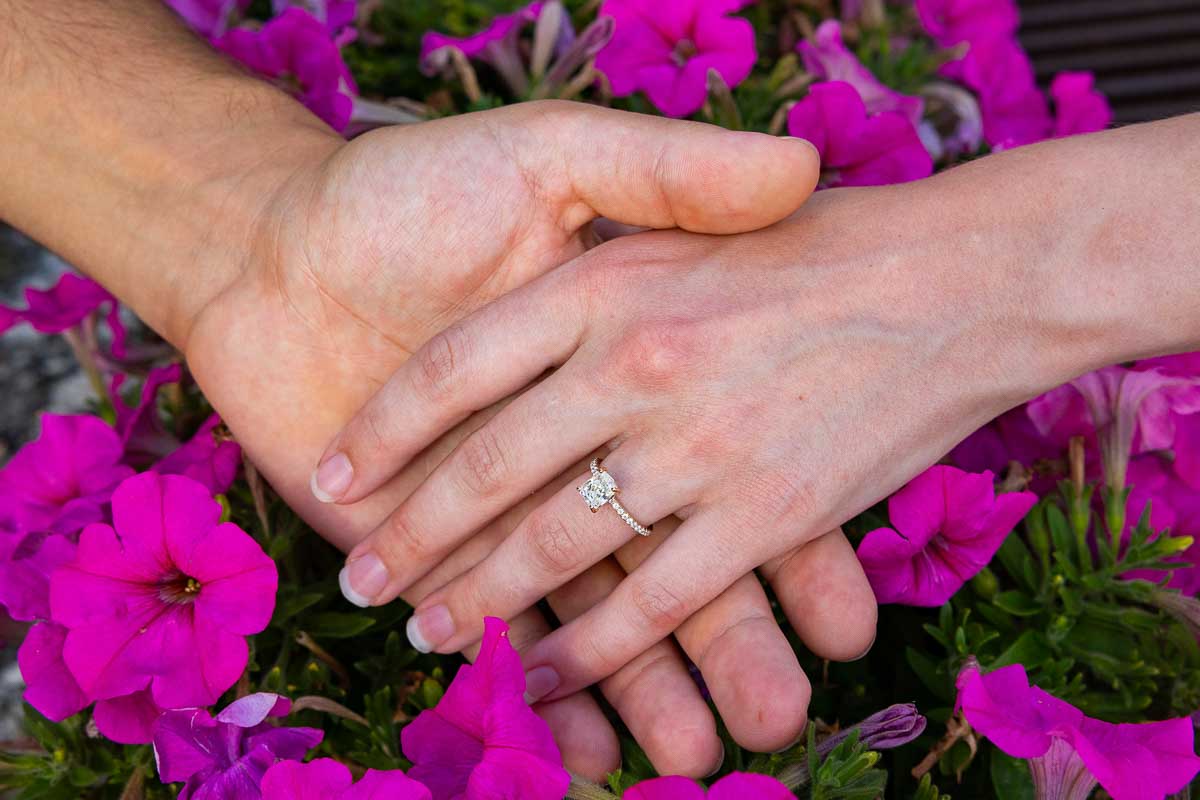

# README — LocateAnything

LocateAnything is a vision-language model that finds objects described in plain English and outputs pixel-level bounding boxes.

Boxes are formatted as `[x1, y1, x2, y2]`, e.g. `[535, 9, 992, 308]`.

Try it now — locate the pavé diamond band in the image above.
[577, 458, 652, 537]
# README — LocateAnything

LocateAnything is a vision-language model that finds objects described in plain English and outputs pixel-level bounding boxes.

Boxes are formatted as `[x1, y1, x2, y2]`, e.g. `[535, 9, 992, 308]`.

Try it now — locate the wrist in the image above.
[0, 0, 346, 348]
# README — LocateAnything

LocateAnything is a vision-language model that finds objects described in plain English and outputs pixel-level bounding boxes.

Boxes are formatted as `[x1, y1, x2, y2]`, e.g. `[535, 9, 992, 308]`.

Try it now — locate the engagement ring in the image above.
[577, 458, 652, 536]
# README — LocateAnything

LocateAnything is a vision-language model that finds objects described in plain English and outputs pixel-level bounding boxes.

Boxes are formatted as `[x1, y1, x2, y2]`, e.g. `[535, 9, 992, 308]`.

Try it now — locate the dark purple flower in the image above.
[401, 617, 569, 800]
[594, 0, 756, 117]
[787, 81, 933, 188]
[857, 465, 1036, 606]
[0, 414, 134, 535]
[216, 8, 357, 131]
[1050, 72, 1112, 137]
[820, 703, 927, 753]
[958, 661, 1200, 800]
[154, 693, 324, 800]
[261, 758, 432, 800]
[798, 21, 923, 127]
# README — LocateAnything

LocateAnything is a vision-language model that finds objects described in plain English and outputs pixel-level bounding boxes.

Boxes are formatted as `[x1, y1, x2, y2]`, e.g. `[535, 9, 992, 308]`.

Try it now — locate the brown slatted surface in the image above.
[1018, 0, 1200, 123]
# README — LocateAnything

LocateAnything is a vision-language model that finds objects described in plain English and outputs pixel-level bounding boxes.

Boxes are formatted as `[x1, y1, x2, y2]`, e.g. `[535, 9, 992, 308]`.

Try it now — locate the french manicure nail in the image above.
[523, 666, 560, 704]
[311, 452, 353, 503]
[338, 552, 388, 608]
[406, 605, 455, 653]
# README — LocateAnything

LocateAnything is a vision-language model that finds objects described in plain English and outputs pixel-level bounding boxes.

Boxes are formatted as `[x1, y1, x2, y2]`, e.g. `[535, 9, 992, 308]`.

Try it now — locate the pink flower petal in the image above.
[93, 689, 163, 745]
[18, 622, 90, 722]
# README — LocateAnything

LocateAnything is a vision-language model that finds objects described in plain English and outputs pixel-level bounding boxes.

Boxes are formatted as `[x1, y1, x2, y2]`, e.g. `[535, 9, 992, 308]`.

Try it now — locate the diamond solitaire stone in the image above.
[578, 469, 617, 511]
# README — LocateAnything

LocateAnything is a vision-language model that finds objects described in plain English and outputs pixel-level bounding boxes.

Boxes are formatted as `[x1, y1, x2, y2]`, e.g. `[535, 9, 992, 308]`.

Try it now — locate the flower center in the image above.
[158, 571, 204, 605]
[671, 39, 698, 67]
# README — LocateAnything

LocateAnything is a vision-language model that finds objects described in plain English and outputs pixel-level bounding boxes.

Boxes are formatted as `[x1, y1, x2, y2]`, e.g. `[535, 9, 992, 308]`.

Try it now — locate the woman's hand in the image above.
[315, 149, 1098, 701]
[182, 101, 830, 773]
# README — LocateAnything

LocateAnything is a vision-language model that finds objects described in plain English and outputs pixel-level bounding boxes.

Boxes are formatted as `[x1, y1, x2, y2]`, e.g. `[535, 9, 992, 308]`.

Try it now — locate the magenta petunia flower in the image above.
[261, 758, 432, 800]
[163, 0, 250, 38]
[1028, 365, 1200, 490]
[941, 36, 1049, 149]
[594, 0, 756, 117]
[110, 364, 242, 493]
[1050, 72, 1112, 137]
[957, 661, 1200, 800]
[155, 414, 242, 496]
[400, 617, 570, 800]
[798, 21, 923, 127]
[18, 622, 90, 723]
[0, 531, 76, 622]
[0, 272, 127, 357]
[626, 772, 794, 799]
[1120, 456, 1200, 595]
[272, 0, 357, 35]
[787, 81, 933, 188]
[216, 8, 357, 131]
[154, 693, 324, 800]
[915, 0, 1018, 48]
[0, 414, 134, 535]
[49, 472, 277, 711]
[857, 465, 1036, 606]
[420, 2, 542, 76]
[112, 364, 188, 466]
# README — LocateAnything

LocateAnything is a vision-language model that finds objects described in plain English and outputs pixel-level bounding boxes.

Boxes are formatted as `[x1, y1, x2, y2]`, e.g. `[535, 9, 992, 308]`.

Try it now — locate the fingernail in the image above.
[850, 632, 877, 662]
[781, 135, 820, 157]
[523, 666, 560, 704]
[705, 743, 726, 778]
[338, 553, 388, 607]
[311, 452, 353, 503]
[406, 605, 455, 653]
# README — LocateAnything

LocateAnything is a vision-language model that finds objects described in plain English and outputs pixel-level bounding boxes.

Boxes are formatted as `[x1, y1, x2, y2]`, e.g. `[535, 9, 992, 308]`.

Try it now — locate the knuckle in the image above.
[611, 320, 702, 389]
[455, 427, 509, 497]
[526, 511, 585, 576]
[628, 578, 688, 634]
[415, 325, 469, 401]
[377, 511, 432, 570]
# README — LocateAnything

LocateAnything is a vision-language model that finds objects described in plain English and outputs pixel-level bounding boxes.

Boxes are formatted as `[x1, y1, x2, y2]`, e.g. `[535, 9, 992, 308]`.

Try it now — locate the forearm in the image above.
[928, 114, 1200, 390]
[0, 0, 342, 347]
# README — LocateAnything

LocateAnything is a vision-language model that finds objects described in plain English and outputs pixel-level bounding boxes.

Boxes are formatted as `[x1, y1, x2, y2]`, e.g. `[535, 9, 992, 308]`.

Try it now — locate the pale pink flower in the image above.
[798, 21, 923, 126]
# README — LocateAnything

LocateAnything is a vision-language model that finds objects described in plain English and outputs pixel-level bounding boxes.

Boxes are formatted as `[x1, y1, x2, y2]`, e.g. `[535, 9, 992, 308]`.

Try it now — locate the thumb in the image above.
[514, 100, 820, 235]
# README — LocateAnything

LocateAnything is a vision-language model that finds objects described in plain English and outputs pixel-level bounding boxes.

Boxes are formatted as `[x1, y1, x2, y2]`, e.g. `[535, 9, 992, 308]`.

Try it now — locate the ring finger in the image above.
[405, 444, 690, 654]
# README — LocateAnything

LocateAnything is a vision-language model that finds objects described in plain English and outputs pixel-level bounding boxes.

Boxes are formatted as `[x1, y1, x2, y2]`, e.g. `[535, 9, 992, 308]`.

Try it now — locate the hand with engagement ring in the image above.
[313, 115, 1200, 715]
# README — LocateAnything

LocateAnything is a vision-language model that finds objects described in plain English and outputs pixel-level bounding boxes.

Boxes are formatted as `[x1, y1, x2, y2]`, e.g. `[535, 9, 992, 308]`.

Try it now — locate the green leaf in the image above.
[994, 536, 1038, 592]
[303, 612, 377, 639]
[272, 591, 325, 623]
[992, 590, 1042, 617]
[992, 630, 1051, 670]
[989, 750, 1035, 800]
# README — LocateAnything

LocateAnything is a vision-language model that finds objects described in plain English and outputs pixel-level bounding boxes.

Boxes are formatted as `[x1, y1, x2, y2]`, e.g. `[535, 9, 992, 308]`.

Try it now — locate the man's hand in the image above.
[0, 0, 833, 774]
